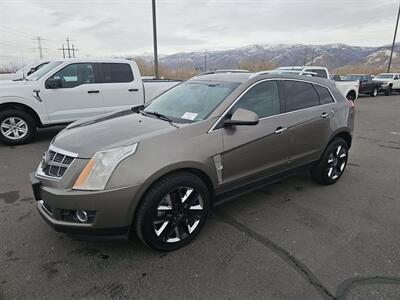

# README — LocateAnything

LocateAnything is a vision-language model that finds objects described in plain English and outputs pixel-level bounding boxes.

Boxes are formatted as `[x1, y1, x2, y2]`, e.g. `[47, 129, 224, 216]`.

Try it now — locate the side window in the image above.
[49, 63, 95, 88]
[101, 63, 133, 83]
[314, 85, 334, 105]
[307, 69, 327, 78]
[232, 81, 280, 118]
[394, 74, 399, 80]
[283, 81, 320, 112]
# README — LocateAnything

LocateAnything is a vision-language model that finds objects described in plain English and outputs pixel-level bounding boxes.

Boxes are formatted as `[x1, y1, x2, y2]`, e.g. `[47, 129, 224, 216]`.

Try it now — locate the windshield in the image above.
[376, 74, 394, 79]
[26, 61, 62, 81]
[143, 81, 239, 123]
[343, 75, 362, 81]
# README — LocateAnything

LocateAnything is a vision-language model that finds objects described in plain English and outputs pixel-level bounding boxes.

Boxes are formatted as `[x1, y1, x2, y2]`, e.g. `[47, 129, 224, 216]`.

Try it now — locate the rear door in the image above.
[98, 63, 144, 113]
[393, 74, 400, 89]
[220, 80, 289, 188]
[41, 62, 105, 122]
[281, 80, 334, 167]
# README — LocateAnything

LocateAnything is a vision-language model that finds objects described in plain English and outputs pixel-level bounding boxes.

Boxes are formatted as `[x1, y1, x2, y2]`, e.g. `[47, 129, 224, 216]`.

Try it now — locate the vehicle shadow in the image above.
[0, 126, 65, 148]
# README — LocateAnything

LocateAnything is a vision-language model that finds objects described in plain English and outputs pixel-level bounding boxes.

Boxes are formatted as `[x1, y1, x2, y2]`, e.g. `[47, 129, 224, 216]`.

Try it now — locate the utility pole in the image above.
[310, 48, 315, 66]
[388, 1, 400, 72]
[36, 36, 44, 59]
[58, 44, 66, 58]
[66, 37, 71, 58]
[71, 44, 78, 58]
[204, 49, 207, 72]
[152, 0, 159, 79]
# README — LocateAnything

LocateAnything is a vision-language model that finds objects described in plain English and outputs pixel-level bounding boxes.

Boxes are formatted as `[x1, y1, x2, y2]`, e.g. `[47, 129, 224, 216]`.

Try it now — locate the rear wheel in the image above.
[385, 85, 392, 96]
[0, 110, 36, 145]
[134, 172, 211, 251]
[311, 138, 349, 185]
[370, 88, 378, 97]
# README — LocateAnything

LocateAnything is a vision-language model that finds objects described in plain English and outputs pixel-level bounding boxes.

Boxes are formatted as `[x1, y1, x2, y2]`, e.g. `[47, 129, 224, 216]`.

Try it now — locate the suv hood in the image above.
[52, 110, 178, 158]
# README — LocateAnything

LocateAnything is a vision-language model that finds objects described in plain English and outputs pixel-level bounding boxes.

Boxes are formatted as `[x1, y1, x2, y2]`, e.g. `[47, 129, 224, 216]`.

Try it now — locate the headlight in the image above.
[73, 143, 138, 191]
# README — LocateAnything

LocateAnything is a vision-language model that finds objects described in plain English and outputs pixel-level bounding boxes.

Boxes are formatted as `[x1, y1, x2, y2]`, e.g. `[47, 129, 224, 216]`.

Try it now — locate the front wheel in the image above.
[385, 86, 392, 96]
[134, 172, 211, 251]
[0, 110, 37, 145]
[311, 138, 349, 185]
[370, 88, 378, 97]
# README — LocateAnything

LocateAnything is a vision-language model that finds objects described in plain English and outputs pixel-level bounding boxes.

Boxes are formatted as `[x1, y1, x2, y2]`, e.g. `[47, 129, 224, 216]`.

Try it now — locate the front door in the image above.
[220, 80, 289, 188]
[42, 63, 104, 123]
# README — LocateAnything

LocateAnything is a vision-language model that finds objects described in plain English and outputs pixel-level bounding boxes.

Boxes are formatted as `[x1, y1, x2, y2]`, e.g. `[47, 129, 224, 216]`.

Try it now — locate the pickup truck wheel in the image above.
[134, 172, 211, 251]
[311, 138, 348, 185]
[346, 94, 355, 102]
[370, 88, 378, 97]
[0, 110, 36, 145]
[385, 86, 392, 96]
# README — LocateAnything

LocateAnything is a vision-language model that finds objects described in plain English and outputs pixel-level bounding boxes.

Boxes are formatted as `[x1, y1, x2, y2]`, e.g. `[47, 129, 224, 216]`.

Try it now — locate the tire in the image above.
[385, 85, 392, 96]
[134, 172, 211, 251]
[370, 88, 378, 97]
[346, 93, 355, 102]
[0, 109, 37, 145]
[311, 138, 349, 185]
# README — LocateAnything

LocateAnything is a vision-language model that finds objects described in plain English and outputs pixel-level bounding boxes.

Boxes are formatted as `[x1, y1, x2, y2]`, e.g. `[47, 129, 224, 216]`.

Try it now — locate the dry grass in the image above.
[332, 65, 388, 75]
[237, 59, 278, 72]
[134, 58, 197, 80]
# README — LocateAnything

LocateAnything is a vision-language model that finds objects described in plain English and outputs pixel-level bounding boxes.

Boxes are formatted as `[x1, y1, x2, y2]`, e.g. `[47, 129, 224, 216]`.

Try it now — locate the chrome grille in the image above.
[37, 146, 78, 179]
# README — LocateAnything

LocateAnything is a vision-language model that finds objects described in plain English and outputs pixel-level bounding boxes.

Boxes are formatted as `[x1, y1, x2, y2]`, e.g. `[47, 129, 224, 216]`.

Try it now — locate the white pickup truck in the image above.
[0, 60, 50, 81]
[0, 59, 181, 145]
[274, 66, 359, 101]
[373, 73, 400, 95]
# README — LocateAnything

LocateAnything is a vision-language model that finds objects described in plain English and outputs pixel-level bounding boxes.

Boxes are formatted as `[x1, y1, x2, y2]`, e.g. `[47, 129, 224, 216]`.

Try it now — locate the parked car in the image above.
[373, 73, 400, 95]
[275, 66, 359, 101]
[31, 72, 354, 251]
[0, 59, 181, 145]
[342, 74, 382, 97]
[0, 60, 50, 81]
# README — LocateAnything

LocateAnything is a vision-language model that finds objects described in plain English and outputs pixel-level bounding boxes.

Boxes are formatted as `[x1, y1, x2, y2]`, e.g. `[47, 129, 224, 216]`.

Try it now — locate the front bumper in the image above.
[30, 173, 140, 237]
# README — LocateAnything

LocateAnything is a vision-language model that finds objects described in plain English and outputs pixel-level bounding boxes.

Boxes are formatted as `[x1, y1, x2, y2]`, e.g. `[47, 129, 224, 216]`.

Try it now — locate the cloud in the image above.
[0, 0, 398, 64]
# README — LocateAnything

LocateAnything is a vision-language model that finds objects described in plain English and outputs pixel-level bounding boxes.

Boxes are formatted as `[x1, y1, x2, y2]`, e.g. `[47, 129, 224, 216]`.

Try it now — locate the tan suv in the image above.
[30, 72, 354, 251]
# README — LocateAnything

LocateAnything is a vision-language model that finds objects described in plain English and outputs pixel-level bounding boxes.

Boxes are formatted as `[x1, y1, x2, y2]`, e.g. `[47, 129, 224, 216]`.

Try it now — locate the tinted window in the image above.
[232, 81, 280, 118]
[307, 69, 328, 78]
[283, 81, 320, 112]
[49, 63, 95, 88]
[314, 85, 334, 105]
[101, 63, 133, 83]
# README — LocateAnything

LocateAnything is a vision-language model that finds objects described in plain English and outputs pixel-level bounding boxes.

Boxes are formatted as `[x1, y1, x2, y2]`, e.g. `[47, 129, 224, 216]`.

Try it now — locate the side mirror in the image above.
[223, 108, 259, 126]
[27, 68, 36, 76]
[46, 78, 62, 89]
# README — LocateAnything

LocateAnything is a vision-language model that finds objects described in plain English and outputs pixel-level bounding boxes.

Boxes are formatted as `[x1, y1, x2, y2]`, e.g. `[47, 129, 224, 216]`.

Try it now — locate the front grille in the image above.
[38, 147, 77, 179]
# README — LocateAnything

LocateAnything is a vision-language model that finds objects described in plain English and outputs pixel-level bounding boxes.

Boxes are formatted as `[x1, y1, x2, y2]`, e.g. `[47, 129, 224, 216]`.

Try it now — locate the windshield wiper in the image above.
[143, 111, 174, 123]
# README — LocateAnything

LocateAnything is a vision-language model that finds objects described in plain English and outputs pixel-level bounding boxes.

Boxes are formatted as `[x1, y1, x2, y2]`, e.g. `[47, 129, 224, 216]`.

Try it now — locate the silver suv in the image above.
[30, 73, 354, 251]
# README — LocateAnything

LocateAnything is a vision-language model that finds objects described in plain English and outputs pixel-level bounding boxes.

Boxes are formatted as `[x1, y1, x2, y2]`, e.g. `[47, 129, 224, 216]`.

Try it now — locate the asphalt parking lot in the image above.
[0, 94, 399, 300]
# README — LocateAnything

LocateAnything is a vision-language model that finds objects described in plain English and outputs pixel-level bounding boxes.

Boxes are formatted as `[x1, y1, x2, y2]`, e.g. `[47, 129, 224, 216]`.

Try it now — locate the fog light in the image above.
[76, 210, 88, 223]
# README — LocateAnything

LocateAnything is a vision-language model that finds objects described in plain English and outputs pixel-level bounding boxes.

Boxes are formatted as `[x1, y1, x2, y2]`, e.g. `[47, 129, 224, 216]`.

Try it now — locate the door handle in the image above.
[87, 90, 100, 94]
[320, 112, 329, 118]
[129, 88, 139, 92]
[274, 126, 287, 134]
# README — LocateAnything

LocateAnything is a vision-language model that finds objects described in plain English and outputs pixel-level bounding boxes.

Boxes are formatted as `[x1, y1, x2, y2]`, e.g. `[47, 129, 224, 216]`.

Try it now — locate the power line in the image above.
[35, 37, 44, 59]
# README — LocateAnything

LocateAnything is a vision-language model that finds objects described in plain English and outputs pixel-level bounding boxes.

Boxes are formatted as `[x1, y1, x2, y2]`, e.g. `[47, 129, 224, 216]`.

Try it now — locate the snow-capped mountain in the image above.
[136, 43, 400, 71]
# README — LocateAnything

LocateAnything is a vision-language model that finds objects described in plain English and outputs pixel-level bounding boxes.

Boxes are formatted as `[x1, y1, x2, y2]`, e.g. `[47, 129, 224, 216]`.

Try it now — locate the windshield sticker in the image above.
[181, 112, 198, 120]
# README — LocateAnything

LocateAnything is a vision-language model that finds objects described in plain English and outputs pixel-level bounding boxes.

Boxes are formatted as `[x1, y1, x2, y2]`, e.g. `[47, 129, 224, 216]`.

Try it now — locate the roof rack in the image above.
[249, 69, 317, 79]
[197, 69, 250, 76]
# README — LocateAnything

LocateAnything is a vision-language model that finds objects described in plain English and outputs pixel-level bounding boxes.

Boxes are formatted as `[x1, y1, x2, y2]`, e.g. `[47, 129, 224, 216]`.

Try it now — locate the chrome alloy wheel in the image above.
[0, 117, 28, 140]
[327, 145, 347, 180]
[153, 187, 204, 243]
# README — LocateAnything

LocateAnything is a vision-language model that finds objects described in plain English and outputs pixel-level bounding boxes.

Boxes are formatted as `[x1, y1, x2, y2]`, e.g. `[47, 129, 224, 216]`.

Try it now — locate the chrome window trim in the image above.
[208, 78, 337, 133]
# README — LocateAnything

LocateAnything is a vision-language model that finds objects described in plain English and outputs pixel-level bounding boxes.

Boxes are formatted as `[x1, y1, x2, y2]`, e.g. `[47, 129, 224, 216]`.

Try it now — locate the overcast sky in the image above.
[0, 0, 398, 65]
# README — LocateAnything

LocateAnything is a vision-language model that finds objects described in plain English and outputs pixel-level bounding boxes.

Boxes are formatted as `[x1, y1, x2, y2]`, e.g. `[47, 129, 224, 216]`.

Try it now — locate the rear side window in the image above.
[283, 81, 320, 112]
[232, 80, 281, 118]
[306, 69, 328, 78]
[314, 85, 334, 105]
[101, 63, 133, 83]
